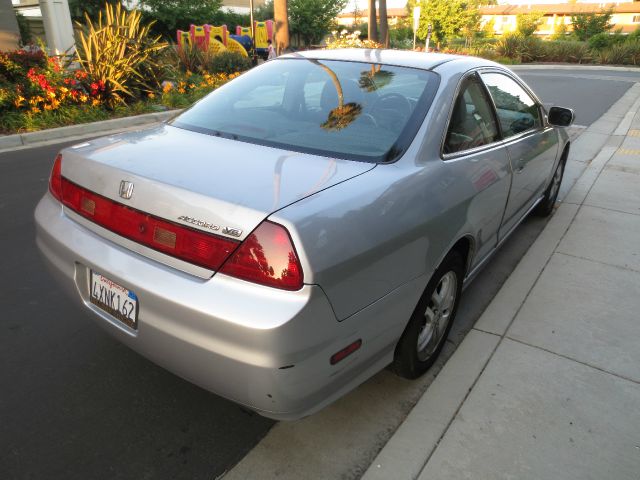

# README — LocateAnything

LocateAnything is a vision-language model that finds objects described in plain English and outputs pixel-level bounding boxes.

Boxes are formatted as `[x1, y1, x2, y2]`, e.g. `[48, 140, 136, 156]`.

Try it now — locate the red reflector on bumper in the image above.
[330, 339, 362, 365]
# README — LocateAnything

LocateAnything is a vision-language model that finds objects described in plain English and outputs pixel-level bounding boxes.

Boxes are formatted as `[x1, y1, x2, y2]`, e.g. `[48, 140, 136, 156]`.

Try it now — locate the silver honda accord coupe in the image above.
[35, 49, 573, 420]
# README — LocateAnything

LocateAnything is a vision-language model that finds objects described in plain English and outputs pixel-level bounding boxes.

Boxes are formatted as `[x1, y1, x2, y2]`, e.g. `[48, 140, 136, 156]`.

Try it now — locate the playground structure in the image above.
[177, 21, 274, 58]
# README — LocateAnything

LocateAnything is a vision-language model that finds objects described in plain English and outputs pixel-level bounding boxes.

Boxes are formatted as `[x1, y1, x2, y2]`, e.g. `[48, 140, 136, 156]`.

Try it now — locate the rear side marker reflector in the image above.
[330, 339, 362, 365]
[59, 177, 239, 271]
[153, 227, 177, 249]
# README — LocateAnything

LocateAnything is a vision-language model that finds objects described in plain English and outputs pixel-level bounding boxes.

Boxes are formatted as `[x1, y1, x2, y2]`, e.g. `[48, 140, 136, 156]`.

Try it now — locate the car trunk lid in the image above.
[59, 124, 375, 277]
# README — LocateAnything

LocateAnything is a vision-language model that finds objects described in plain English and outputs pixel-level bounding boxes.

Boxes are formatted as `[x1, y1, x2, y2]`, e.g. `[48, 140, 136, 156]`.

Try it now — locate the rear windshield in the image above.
[171, 57, 439, 163]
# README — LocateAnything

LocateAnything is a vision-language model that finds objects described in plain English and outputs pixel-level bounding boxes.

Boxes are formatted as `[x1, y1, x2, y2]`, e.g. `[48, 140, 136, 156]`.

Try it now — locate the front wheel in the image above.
[392, 250, 465, 379]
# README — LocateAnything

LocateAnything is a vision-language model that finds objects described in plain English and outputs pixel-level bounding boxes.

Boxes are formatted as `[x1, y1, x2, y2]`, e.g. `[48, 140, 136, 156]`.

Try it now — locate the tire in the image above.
[392, 250, 465, 379]
[535, 154, 566, 217]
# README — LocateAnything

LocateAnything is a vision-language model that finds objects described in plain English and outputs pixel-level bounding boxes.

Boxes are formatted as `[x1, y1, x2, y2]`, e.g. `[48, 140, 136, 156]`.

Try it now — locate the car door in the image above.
[480, 71, 559, 239]
[442, 72, 511, 270]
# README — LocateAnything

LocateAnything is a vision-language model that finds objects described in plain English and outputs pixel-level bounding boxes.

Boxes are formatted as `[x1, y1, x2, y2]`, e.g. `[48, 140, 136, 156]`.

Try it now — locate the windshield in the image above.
[171, 57, 439, 163]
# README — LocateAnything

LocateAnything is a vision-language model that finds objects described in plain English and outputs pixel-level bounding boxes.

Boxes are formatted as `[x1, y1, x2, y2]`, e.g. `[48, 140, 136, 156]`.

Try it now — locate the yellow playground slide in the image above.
[226, 37, 248, 57]
[208, 37, 227, 55]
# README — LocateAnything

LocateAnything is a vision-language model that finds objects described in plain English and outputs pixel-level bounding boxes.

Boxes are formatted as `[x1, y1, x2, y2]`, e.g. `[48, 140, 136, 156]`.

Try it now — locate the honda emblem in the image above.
[119, 180, 134, 199]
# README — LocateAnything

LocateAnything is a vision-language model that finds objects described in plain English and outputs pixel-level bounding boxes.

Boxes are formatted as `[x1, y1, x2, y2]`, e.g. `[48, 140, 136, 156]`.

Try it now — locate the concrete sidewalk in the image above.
[363, 97, 640, 480]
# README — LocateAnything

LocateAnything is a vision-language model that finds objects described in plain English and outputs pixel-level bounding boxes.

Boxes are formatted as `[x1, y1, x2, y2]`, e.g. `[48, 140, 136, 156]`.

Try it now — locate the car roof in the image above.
[279, 48, 499, 73]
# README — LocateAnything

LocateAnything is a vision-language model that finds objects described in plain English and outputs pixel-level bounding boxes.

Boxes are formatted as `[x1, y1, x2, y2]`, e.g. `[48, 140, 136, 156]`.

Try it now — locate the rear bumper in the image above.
[34, 193, 385, 420]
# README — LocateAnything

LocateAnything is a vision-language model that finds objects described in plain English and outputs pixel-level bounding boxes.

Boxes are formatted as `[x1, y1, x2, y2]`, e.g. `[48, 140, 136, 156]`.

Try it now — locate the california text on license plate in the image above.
[90, 271, 138, 329]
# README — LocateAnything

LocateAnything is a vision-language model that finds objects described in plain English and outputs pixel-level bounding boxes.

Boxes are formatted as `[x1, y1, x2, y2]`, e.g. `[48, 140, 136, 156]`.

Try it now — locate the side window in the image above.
[444, 74, 500, 155]
[481, 72, 541, 138]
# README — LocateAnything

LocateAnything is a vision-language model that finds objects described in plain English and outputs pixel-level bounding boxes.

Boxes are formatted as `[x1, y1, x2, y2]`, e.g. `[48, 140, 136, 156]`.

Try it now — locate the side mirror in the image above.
[548, 106, 574, 127]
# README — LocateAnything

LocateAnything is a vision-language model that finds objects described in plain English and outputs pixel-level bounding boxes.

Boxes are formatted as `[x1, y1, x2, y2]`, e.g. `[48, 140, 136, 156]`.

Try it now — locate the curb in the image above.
[509, 64, 640, 72]
[360, 71, 640, 480]
[0, 109, 181, 153]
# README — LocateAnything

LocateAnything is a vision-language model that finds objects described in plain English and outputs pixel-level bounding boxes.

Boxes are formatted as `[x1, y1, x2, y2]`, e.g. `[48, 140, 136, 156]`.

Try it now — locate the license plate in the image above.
[90, 271, 138, 329]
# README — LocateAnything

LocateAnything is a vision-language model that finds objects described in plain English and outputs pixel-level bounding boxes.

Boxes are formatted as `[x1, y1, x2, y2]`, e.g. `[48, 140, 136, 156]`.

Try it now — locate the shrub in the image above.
[207, 51, 252, 74]
[541, 40, 591, 63]
[172, 43, 252, 75]
[172, 42, 207, 73]
[588, 32, 626, 51]
[519, 36, 545, 62]
[75, 3, 167, 105]
[597, 40, 640, 65]
[516, 11, 544, 37]
[495, 33, 523, 59]
[628, 28, 640, 42]
[325, 30, 383, 49]
[0, 49, 47, 83]
[495, 33, 543, 62]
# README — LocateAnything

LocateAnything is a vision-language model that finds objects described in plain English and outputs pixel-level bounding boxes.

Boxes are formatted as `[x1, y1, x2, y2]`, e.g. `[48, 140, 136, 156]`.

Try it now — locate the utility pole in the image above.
[249, 0, 257, 63]
[39, 0, 75, 56]
[412, 4, 421, 50]
[0, 0, 20, 50]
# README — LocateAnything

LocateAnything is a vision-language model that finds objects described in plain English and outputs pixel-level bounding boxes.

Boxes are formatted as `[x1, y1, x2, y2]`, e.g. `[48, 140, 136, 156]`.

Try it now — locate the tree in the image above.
[315, 61, 362, 131]
[516, 11, 544, 37]
[274, 0, 290, 54]
[461, 0, 482, 46]
[412, 0, 476, 48]
[368, 0, 378, 42]
[570, 8, 613, 41]
[68, 0, 122, 22]
[136, 0, 222, 39]
[289, 0, 347, 47]
[379, 0, 388, 47]
[352, 0, 362, 28]
[255, 0, 274, 21]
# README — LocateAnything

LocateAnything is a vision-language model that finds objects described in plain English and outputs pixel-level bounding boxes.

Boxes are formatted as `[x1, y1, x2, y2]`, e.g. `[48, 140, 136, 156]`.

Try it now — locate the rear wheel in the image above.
[535, 155, 566, 217]
[392, 250, 465, 379]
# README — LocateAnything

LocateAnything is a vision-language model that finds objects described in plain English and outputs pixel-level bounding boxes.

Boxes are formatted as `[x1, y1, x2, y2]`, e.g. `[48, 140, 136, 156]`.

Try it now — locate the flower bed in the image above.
[0, 49, 241, 135]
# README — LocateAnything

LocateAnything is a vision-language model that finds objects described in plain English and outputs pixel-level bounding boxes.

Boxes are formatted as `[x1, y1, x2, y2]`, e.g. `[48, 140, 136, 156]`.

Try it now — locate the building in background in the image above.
[480, 2, 640, 36]
[337, 7, 407, 27]
[221, 0, 266, 15]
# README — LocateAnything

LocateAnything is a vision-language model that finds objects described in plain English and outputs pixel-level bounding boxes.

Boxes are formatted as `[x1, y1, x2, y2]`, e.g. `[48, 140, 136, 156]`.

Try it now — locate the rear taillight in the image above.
[57, 173, 304, 289]
[220, 221, 304, 291]
[49, 154, 63, 201]
[60, 178, 239, 270]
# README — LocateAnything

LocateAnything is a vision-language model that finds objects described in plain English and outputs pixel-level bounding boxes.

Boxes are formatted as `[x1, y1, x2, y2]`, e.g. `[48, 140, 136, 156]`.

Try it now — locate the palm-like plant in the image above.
[313, 61, 363, 131]
[75, 3, 166, 105]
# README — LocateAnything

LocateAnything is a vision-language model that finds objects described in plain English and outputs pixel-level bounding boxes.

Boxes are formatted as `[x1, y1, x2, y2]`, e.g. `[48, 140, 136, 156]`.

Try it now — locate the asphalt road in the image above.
[1, 68, 638, 480]
[514, 67, 638, 126]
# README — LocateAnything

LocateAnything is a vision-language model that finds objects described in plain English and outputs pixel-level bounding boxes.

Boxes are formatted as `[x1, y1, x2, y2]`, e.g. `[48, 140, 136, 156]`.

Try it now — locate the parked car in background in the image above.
[35, 49, 573, 419]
